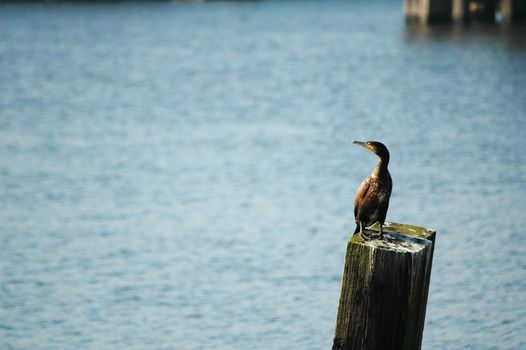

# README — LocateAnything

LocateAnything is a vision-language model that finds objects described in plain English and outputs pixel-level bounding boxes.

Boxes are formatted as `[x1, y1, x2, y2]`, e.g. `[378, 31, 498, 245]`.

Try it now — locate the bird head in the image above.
[352, 141, 390, 162]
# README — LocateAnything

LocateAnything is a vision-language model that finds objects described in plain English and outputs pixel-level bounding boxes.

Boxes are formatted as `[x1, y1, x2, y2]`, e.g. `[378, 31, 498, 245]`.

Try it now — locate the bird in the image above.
[352, 141, 392, 240]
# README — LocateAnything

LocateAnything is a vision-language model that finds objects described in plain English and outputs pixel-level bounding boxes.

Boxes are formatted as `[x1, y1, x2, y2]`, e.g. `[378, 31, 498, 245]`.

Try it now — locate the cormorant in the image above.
[352, 141, 392, 240]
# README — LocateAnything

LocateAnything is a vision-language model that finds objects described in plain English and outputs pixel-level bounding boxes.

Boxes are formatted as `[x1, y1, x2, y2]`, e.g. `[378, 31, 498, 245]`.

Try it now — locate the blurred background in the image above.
[1, 0, 525, 349]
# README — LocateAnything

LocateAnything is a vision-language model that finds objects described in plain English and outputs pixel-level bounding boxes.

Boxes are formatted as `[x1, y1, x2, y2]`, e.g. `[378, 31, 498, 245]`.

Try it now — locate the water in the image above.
[1, 1, 525, 349]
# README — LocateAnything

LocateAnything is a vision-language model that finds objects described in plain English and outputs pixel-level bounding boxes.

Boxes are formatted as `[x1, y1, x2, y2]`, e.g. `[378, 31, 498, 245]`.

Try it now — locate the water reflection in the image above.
[405, 22, 526, 51]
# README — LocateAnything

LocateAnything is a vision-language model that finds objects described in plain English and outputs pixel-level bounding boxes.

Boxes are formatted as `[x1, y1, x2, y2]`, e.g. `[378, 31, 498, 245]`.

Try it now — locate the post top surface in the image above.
[351, 231, 431, 253]
[368, 221, 436, 240]
[350, 221, 436, 253]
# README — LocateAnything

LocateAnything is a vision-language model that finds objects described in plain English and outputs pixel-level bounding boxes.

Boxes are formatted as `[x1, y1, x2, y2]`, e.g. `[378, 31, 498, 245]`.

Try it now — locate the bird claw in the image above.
[360, 231, 371, 241]
[359, 230, 384, 241]
[369, 232, 384, 240]
[356, 222, 385, 241]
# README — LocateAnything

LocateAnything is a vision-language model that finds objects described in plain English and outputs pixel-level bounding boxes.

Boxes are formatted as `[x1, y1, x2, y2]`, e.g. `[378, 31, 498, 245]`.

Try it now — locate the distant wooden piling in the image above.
[405, 0, 454, 23]
[499, 0, 526, 23]
[332, 222, 436, 350]
[405, 0, 526, 23]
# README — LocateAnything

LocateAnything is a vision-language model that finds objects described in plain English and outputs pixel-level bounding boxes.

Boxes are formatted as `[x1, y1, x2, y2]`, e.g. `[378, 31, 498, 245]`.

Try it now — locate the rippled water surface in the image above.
[1, 1, 526, 349]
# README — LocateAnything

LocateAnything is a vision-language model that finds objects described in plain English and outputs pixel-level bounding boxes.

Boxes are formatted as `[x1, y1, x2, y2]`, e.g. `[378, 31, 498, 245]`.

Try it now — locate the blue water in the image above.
[1, 1, 525, 349]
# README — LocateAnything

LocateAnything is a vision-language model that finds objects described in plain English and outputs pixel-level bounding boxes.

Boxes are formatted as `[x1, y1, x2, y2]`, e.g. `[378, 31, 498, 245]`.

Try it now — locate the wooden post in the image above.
[332, 222, 436, 350]
[500, 0, 514, 23]
[452, 0, 470, 22]
[500, 0, 526, 23]
[405, 0, 453, 23]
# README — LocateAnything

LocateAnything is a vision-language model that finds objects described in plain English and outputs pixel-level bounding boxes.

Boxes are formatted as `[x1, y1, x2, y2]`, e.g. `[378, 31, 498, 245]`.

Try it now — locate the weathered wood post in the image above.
[500, 0, 526, 23]
[452, 0, 470, 22]
[405, 0, 453, 23]
[332, 222, 436, 350]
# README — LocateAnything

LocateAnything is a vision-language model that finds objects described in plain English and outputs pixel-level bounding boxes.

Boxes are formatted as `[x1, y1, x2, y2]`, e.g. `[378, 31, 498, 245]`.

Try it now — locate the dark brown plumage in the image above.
[352, 141, 392, 239]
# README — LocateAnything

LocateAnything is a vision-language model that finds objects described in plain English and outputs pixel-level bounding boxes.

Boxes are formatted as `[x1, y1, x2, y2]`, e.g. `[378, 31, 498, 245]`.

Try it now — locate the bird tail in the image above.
[353, 223, 360, 235]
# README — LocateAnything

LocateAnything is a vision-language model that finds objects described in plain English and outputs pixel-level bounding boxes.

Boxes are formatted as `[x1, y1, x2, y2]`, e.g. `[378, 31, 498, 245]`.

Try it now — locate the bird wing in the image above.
[375, 175, 393, 223]
[354, 176, 371, 219]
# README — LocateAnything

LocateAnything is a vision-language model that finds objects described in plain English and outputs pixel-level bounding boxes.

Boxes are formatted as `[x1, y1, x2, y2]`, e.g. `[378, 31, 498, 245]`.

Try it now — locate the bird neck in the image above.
[371, 157, 389, 179]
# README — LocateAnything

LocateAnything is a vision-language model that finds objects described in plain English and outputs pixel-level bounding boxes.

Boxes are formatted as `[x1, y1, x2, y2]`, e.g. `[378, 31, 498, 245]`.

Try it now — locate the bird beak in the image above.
[353, 141, 373, 152]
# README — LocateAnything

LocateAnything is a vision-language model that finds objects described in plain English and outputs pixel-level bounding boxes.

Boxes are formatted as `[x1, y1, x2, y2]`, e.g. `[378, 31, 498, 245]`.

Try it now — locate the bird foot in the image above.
[364, 221, 385, 240]
[359, 231, 384, 241]
[369, 232, 384, 240]
[360, 231, 371, 241]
